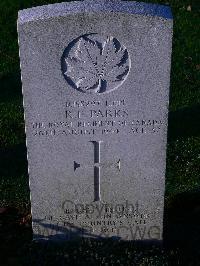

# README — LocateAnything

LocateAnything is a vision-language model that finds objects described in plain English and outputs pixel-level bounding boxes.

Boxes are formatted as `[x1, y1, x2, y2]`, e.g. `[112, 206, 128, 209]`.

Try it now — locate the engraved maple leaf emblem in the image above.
[63, 35, 130, 93]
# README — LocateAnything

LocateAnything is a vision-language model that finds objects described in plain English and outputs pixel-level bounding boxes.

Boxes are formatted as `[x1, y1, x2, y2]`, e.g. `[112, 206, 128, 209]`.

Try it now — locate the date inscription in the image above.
[31, 99, 164, 137]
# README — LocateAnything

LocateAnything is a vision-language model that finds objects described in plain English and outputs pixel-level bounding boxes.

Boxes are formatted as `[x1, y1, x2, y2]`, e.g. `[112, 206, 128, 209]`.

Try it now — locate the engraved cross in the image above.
[74, 141, 120, 202]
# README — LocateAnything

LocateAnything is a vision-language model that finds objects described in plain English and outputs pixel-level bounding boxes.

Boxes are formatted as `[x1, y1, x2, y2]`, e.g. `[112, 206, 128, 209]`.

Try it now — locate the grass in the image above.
[0, 0, 200, 265]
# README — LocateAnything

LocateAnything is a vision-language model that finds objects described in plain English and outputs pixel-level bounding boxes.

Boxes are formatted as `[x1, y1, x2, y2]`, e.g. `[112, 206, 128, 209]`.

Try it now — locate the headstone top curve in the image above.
[18, 0, 173, 25]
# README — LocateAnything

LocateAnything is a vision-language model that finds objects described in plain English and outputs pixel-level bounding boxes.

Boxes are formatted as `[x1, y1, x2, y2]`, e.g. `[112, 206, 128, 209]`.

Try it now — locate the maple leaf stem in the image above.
[96, 78, 102, 93]
[84, 42, 99, 76]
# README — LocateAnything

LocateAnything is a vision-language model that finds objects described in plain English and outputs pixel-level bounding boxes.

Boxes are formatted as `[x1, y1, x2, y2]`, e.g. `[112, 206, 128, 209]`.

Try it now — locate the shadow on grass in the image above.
[162, 189, 200, 265]
[0, 143, 28, 178]
[0, 72, 22, 102]
[168, 104, 200, 140]
[164, 189, 200, 247]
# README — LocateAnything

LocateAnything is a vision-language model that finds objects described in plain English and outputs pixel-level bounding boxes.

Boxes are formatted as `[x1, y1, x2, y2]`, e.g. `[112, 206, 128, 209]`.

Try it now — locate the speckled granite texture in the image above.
[18, 0, 173, 241]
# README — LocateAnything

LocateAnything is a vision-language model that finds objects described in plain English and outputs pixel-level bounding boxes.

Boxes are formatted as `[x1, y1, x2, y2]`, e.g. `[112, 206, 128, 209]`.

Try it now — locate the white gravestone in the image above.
[18, 0, 173, 241]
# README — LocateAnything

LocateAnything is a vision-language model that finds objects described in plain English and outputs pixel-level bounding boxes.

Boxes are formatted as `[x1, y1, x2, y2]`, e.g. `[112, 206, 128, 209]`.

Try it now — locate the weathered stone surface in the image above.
[18, 0, 173, 241]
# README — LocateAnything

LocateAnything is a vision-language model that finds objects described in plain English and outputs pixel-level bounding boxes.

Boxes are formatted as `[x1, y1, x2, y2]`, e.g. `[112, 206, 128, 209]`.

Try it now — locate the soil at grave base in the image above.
[0, 202, 200, 265]
[0, 206, 32, 264]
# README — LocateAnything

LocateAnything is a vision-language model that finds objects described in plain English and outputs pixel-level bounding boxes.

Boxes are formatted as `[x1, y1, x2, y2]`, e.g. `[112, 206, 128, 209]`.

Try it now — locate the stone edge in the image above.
[18, 0, 173, 24]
